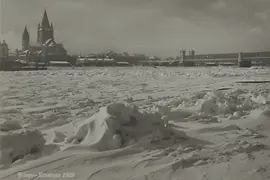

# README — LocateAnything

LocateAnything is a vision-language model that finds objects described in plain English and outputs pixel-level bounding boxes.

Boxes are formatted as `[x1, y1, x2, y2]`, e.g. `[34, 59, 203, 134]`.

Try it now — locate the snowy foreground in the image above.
[0, 66, 269, 180]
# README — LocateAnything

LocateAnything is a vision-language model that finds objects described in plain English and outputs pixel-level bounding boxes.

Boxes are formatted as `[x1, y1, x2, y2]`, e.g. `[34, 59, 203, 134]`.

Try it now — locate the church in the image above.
[21, 9, 69, 63]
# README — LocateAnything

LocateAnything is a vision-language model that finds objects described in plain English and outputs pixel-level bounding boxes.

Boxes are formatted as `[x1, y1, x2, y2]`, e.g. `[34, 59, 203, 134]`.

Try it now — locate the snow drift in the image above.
[12, 88, 264, 156]
[66, 89, 269, 152]
[66, 103, 186, 151]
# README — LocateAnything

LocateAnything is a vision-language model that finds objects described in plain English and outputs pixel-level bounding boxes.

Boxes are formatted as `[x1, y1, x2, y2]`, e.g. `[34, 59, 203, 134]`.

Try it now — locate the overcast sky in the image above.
[1, 0, 270, 56]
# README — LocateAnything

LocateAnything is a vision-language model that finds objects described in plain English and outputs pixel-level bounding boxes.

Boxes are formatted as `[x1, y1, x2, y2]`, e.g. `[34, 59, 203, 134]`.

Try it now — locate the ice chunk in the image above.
[0, 129, 45, 165]
[53, 131, 66, 143]
[200, 98, 219, 115]
[241, 96, 254, 111]
[0, 119, 22, 132]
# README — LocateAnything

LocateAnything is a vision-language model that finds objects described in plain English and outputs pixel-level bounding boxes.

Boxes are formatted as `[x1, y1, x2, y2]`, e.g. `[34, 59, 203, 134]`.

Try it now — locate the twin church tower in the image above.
[22, 9, 54, 51]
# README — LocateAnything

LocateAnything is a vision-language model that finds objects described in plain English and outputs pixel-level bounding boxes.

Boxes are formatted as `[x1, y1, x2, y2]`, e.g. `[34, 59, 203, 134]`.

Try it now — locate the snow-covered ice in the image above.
[0, 66, 269, 180]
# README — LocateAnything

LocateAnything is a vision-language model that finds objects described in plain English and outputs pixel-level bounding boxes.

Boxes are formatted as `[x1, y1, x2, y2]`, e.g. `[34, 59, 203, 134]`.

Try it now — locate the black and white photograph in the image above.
[0, 0, 270, 179]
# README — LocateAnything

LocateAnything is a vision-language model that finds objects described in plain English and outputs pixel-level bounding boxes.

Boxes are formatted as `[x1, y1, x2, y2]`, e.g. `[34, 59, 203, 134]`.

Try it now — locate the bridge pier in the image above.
[238, 52, 251, 67]
[180, 49, 195, 66]
[238, 60, 251, 67]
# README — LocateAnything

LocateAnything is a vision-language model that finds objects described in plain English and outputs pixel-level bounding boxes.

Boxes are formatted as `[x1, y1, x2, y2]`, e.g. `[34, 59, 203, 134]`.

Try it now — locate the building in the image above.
[21, 9, 70, 63]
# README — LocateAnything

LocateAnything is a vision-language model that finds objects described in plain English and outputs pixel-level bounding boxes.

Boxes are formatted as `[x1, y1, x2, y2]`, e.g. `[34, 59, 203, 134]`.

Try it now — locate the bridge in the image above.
[184, 57, 270, 62]
[185, 57, 270, 67]
[136, 56, 270, 67]
[179, 50, 270, 67]
[135, 50, 270, 67]
[138, 60, 179, 66]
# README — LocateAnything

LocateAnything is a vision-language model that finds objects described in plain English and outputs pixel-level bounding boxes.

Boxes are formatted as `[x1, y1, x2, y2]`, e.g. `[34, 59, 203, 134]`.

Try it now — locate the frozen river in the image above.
[0, 66, 270, 180]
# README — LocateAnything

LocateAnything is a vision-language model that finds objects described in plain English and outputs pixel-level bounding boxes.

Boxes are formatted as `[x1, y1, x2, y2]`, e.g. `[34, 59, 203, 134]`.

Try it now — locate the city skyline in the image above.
[1, 0, 270, 57]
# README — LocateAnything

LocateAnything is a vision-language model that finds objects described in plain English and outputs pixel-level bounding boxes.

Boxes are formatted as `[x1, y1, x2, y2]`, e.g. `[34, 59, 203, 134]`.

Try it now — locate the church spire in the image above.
[22, 26, 30, 50]
[41, 9, 50, 28]
[22, 26, 29, 39]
